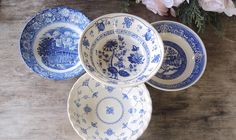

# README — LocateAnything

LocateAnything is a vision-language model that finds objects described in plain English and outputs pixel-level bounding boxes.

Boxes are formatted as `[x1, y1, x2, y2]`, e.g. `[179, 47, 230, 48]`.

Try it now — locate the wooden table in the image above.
[0, 0, 236, 140]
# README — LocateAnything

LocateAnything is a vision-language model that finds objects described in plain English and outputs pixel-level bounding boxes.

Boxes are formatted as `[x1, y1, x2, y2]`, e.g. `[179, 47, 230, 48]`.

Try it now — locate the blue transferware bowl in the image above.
[20, 7, 90, 80]
[79, 13, 164, 87]
[67, 74, 152, 140]
[147, 21, 207, 91]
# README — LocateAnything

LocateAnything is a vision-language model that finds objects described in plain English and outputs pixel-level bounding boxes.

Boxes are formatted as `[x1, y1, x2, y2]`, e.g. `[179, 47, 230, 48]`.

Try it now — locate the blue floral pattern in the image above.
[80, 14, 164, 86]
[96, 35, 145, 80]
[20, 7, 90, 80]
[122, 17, 134, 28]
[106, 106, 114, 114]
[68, 74, 152, 140]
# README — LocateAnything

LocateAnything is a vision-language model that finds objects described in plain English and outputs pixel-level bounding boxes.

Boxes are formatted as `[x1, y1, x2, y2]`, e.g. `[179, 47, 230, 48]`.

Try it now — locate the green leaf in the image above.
[176, 0, 224, 33]
[121, 0, 130, 12]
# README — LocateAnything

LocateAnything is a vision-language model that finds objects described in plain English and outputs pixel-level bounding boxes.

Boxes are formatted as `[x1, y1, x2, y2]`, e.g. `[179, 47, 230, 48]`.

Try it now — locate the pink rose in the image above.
[142, 0, 169, 16]
[142, 0, 185, 16]
[198, 0, 236, 16]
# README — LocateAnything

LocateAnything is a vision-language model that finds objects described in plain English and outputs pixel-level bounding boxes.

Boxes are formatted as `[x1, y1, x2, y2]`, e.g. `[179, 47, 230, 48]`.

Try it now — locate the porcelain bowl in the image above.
[67, 74, 152, 140]
[147, 21, 207, 91]
[20, 7, 90, 80]
[79, 13, 164, 87]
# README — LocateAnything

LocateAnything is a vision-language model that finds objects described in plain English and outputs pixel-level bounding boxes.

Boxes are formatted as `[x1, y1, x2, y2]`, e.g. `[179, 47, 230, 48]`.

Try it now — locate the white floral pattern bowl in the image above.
[79, 13, 164, 87]
[20, 7, 90, 80]
[67, 74, 152, 140]
[147, 21, 207, 91]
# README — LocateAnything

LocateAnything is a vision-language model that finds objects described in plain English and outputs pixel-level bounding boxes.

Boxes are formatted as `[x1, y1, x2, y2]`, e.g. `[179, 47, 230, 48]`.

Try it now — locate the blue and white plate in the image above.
[20, 7, 90, 80]
[79, 13, 164, 87]
[147, 21, 207, 91]
[67, 74, 152, 140]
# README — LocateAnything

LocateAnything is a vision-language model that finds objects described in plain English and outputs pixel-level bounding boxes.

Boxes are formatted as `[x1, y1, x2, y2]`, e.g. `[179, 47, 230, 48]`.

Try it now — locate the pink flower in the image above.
[142, 0, 186, 16]
[142, 0, 169, 16]
[198, 0, 236, 16]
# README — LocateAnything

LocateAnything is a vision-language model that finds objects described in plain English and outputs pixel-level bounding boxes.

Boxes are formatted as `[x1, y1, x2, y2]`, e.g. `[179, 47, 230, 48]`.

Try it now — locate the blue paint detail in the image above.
[155, 40, 187, 80]
[81, 14, 163, 86]
[151, 54, 160, 63]
[105, 86, 115, 92]
[122, 93, 129, 100]
[84, 104, 92, 114]
[70, 76, 151, 140]
[144, 29, 152, 41]
[105, 128, 114, 136]
[91, 122, 97, 128]
[106, 106, 114, 114]
[37, 27, 79, 70]
[96, 33, 146, 80]
[96, 97, 124, 124]
[82, 36, 90, 48]
[92, 92, 98, 98]
[128, 53, 145, 64]
[96, 21, 105, 32]
[123, 17, 134, 28]
[118, 70, 130, 77]
[20, 7, 90, 80]
[148, 22, 206, 89]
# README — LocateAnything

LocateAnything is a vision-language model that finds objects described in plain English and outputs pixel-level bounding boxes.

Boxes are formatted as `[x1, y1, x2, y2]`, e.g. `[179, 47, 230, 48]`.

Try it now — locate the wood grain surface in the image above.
[0, 0, 236, 140]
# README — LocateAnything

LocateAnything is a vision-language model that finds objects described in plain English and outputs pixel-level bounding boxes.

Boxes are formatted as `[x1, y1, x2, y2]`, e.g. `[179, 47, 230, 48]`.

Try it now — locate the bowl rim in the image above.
[147, 20, 207, 91]
[79, 13, 164, 87]
[19, 6, 89, 80]
[67, 73, 152, 140]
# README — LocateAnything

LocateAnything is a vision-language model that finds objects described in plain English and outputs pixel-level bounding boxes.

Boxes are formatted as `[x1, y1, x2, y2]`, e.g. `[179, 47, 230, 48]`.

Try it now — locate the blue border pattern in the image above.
[90, 29, 150, 81]
[20, 7, 90, 80]
[148, 22, 206, 89]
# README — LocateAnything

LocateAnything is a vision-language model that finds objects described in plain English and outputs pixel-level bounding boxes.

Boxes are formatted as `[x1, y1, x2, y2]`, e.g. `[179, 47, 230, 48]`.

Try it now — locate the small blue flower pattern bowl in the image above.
[147, 21, 207, 91]
[20, 7, 90, 80]
[79, 13, 164, 87]
[67, 74, 152, 140]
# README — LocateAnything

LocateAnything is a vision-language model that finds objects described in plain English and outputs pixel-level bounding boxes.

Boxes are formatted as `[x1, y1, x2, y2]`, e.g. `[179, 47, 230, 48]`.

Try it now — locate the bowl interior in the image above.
[20, 7, 90, 80]
[148, 21, 206, 91]
[68, 74, 152, 140]
[80, 14, 164, 86]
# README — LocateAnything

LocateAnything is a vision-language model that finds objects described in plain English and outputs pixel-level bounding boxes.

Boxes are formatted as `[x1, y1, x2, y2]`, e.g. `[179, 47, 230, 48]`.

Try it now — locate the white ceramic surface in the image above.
[67, 74, 152, 140]
[147, 21, 207, 91]
[79, 13, 164, 87]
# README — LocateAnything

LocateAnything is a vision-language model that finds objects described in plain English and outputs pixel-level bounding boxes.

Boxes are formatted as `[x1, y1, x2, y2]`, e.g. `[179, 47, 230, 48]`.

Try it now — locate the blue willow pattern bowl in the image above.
[67, 74, 152, 140]
[20, 7, 90, 80]
[79, 13, 164, 87]
[147, 21, 207, 91]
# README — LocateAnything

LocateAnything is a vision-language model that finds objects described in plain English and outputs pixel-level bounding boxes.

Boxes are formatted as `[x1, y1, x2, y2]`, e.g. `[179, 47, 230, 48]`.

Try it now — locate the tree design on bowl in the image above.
[79, 13, 164, 87]
[96, 35, 145, 80]
[155, 40, 187, 80]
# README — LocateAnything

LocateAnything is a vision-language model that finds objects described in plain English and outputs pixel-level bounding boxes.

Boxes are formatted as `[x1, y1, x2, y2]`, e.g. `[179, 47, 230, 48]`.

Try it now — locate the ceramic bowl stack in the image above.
[20, 6, 207, 140]
[68, 13, 164, 140]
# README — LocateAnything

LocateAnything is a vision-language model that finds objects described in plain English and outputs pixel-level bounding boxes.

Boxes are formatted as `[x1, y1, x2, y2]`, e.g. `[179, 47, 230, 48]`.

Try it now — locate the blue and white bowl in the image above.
[147, 21, 207, 91]
[79, 13, 164, 87]
[67, 74, 152, 140]
[20, 7, 90, 80]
